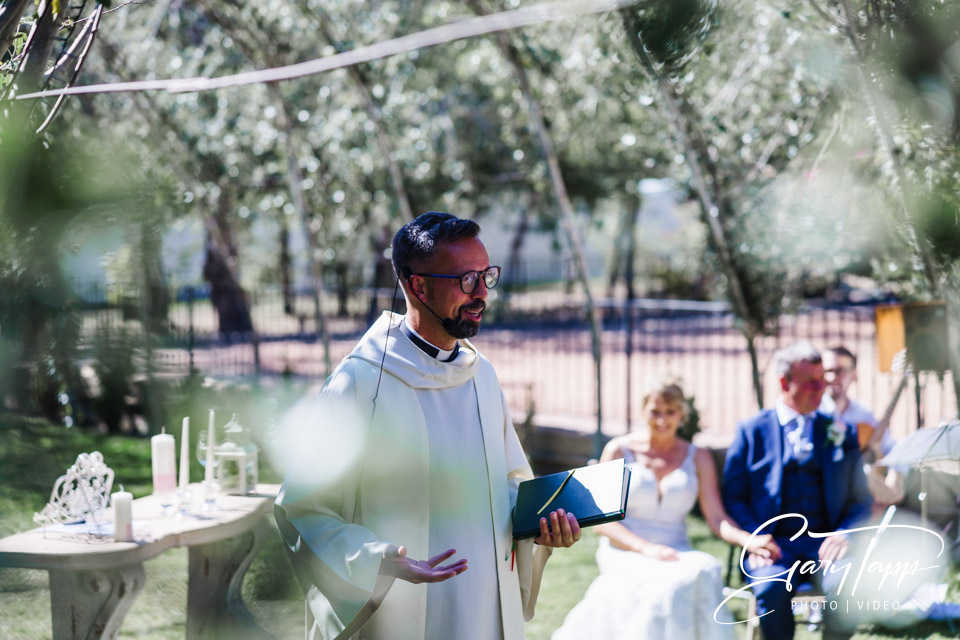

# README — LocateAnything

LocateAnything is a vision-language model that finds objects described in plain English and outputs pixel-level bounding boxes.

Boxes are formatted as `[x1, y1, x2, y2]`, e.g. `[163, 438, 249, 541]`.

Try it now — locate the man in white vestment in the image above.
[275, 212, 581, 640]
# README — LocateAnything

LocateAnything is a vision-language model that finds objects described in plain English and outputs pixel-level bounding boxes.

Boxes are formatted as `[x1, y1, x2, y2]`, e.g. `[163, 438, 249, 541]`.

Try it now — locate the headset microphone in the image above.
[416, 294, 459, 334]
[401, 265, 459, 333]
[369, 275, 400, 418]
[373, 216, 454, 418]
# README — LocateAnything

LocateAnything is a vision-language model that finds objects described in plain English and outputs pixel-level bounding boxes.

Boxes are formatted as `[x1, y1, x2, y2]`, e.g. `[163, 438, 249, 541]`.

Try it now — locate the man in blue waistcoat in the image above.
[723, 341, 872, 639]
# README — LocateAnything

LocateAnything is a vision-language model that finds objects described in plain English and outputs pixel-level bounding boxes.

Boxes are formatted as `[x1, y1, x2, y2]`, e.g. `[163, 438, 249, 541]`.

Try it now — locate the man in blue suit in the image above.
[723, 341, 872, 639]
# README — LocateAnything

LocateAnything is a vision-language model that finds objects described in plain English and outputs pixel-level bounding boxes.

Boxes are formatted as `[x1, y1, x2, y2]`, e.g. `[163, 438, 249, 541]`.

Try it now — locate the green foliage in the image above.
[0, 30, 27, 92]
[0, 125, 121, 421]
[0, 414, 155, 536]
[244, 525, 301, 600]
[91, 326, 140, 432]
[626, 0, 717, 74]
[2, 417, 959, 638]
[917, 184, 960, 266]
[677, 393, 702, 442]
[3, 0, 960, 404]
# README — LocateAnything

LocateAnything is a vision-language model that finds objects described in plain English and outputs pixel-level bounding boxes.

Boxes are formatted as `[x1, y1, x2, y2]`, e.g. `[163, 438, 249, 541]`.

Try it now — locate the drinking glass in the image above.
[196, 429, 220, 513]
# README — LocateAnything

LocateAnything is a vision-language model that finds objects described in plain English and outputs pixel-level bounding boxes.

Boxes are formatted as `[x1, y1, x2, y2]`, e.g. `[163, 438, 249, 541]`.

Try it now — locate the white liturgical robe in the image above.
[275, 311, 551, 640]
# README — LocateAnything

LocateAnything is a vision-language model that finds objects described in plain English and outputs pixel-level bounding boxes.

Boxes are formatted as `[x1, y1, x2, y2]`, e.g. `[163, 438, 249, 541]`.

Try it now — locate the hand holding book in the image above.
[513, 459, 632, 540]
[533, 508, 581, 547]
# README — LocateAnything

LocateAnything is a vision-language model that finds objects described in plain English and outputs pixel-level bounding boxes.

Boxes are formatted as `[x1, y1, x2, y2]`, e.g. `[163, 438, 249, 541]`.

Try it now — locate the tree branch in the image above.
[806, 0, 845, 30]
[468, 0, 606, 453]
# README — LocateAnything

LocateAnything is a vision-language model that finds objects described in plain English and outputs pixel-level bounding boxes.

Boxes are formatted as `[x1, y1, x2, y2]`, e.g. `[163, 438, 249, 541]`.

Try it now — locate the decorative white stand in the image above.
[34, 452, 115, 534]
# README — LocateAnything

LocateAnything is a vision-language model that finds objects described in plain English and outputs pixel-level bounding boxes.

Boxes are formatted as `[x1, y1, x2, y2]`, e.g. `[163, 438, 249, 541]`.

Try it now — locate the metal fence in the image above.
[69, 282, 957, 446]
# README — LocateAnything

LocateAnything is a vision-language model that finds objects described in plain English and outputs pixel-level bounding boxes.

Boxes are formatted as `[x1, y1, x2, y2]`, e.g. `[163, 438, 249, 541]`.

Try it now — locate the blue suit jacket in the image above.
[722, 409, 872, 538]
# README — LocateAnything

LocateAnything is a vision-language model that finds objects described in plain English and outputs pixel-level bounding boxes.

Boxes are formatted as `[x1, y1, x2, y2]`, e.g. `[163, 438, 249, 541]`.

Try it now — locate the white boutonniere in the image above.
[826, 420, 846, 461]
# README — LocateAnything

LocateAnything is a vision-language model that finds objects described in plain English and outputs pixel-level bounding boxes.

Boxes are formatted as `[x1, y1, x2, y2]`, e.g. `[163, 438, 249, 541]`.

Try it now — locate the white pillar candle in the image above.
[151, 428, 177, 494]
[179, 417, 190, 491]
[112, 486, 133, 542]
[205, 410, 216, 482]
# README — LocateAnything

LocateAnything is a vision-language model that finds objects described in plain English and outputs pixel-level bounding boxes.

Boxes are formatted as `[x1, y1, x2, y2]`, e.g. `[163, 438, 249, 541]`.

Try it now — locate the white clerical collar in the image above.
[775, 398, 815, 427]
[401, 317, 459, 361]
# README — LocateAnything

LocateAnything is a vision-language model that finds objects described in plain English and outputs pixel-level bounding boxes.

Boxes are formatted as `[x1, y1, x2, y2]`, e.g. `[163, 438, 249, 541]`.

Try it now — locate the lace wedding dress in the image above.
[552, 444, 736, 640]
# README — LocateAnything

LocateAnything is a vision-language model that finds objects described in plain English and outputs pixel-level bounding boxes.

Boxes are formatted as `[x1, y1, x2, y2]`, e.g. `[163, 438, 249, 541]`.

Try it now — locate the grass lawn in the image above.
[530, 520, 960, 640]
[2, 412, 960, 639]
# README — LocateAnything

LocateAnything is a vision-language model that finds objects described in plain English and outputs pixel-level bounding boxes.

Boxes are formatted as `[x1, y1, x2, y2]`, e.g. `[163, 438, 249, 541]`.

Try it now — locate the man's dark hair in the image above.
[391, 211, 481, 279]
[826, 345, 857, 367]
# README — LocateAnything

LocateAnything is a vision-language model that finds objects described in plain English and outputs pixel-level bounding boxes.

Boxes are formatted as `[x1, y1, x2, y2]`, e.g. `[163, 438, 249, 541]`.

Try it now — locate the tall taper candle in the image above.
[151, 428, 176, 494]
[179, 417, 190, 491]
[112, 486, 133, 542]
[205, 410, 216, 482]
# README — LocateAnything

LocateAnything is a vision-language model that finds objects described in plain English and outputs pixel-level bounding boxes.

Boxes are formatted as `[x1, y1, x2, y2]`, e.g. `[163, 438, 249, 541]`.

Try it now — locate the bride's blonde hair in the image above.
[641, 376, 689, 422]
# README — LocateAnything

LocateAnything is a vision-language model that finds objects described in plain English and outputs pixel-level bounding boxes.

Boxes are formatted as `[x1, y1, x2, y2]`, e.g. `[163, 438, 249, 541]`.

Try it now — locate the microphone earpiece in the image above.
[399, 260, 457, 333]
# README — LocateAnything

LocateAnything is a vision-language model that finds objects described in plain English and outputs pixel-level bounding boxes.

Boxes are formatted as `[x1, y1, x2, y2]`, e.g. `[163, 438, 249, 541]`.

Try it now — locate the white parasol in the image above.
[879, 419, 960, 470]
[878, 418, 960, 532]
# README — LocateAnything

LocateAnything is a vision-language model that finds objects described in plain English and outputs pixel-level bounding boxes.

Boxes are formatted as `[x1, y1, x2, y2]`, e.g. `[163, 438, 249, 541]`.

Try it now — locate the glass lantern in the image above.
[215, 414, 259, 495]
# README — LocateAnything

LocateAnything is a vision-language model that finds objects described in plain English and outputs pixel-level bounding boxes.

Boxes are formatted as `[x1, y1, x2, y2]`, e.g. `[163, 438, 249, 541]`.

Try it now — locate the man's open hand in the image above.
[745, 533, 782, 563]
[534, 509, 581, 547]
[382, 546, 468, 584]
[818, 534, 850, 565]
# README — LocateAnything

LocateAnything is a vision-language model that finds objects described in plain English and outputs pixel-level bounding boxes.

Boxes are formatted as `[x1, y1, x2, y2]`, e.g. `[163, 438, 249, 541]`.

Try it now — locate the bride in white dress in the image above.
[552, 380, 781, 640]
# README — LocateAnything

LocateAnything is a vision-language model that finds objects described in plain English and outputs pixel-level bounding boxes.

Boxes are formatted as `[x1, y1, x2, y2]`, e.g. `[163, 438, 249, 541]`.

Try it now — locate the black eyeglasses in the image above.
[413, 266, 501, 294]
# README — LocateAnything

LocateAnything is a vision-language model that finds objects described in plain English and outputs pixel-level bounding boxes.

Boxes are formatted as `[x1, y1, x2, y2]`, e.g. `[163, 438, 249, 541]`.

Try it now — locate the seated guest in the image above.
[723, 341, 873, 640]
[820, 345, 895, 460]
[821, 345, 904, 510]
[553, 379, 779, 640]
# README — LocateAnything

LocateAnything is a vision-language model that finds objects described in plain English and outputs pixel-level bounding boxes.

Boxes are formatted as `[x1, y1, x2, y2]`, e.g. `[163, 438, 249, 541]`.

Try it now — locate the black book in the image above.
[512, 458, 632, 540]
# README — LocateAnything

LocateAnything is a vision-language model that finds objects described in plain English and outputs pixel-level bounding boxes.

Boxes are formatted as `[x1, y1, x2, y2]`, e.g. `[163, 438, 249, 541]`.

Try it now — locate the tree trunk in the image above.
[0, 0, 32, 60]
[267, 84, 331, 375]
[944, 273, 960, 414]
[138, 222, 162, 432]
[203, 238, 253, 336]
[606, 196, 636, 298]
[829, 0, 941, 295]
[745, 332, 764, 410]
[624, 193, 640, 431]
[15, 0, 61, 94]
[825, 0, 955, 407]
[195, 1, 336, 375]
[367, 221, 396, 326]
[621, 8, 765, 408]
[139, 217, 170, 335]
[505, 196, 533, 293]
[280, 216, 293, 315]
[334, 263, 350, 317]
[202, 197, 254, 337]
[468, 0, 606, 456]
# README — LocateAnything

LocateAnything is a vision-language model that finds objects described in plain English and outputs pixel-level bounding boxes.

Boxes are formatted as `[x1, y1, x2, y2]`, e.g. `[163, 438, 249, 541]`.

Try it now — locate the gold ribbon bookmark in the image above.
[537, 469, 575, 515]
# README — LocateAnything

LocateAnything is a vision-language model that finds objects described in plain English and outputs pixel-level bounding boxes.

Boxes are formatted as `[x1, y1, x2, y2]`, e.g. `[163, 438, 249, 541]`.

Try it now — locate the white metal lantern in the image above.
[215, 414, 259, 495]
